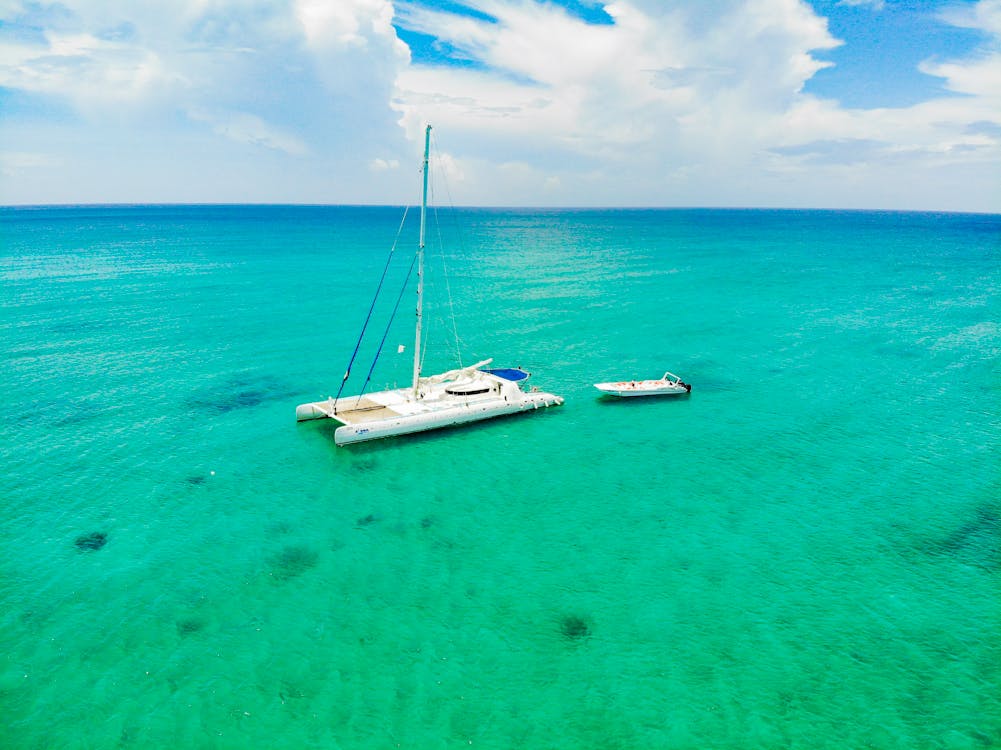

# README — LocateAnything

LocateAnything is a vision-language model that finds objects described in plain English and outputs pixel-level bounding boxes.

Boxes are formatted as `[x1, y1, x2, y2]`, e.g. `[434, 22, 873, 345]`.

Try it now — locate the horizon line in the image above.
[2, 202, 999, 217]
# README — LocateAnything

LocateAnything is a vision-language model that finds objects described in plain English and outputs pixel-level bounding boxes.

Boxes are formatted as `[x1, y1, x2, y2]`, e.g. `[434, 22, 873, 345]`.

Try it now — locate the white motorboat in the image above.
[594, 372, 692, 397]
[296, 125, 563, 445]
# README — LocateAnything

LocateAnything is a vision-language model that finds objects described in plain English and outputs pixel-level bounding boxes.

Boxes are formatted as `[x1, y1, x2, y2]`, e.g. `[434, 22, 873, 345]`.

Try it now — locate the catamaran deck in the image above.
[296, 396, 401, 424]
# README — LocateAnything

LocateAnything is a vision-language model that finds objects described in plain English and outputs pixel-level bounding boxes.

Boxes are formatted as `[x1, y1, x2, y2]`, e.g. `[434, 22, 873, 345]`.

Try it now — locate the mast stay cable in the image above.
[359, 252, 419, 399]
[333, 206, 410, 410]
[428, 130, 465, 369]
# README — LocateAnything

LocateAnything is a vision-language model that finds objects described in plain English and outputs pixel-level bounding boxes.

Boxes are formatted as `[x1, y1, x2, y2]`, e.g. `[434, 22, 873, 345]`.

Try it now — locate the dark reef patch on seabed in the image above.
[561, 615, 591, 640]
[356, 514, 379, 527]
[176, 618, 204, 636]
[350, 456, 379, 473]
[55, 400, 112, 427]
[14, 398, 110, 429]
[268, 545, 318, 582]
[926, 503, 1000, 570]
[186, 374, 297, 414]
[75, 531, 107, 551]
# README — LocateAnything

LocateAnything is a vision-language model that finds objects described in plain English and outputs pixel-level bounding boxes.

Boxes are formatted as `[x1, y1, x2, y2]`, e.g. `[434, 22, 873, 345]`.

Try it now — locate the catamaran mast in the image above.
[413, 124, 431, 397]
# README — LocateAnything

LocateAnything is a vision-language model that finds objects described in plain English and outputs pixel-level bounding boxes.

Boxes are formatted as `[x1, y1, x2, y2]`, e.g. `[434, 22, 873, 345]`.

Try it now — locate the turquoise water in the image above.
[1, 205, 998, 749]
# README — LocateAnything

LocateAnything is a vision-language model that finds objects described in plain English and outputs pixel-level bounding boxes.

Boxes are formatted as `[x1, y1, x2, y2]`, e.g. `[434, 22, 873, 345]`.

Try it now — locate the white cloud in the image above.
[188, 108, 309, 155]
[921, 1, 1001, 102]
[0, 0, 409, 166]
[921, 53, 1001, 100]
[389, 0, 1000, 210]
[295, 0, 409, 90]
[297, 0, 400, 50]
[0, 29, 177, 111]
[0, 150, 61, 178]
[939, 0, 1001, 36]
[0, 0, 998, 210]
[837, 0, 885, 10]
[392, 0, 843, 201]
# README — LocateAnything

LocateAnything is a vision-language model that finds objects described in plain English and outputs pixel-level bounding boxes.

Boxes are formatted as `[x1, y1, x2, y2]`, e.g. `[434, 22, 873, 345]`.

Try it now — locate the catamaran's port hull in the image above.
[296, 403, 333, 421]
[296, 394, 563, 445]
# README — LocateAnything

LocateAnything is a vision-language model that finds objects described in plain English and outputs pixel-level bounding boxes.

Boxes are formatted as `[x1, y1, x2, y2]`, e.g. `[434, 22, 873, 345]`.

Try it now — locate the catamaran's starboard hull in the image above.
[332, 393, 562, 445]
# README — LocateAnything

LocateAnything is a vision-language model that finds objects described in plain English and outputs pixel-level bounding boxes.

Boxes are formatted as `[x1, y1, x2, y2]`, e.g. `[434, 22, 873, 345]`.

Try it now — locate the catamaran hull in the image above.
[296, 402, 333, 421]
[333, 394, 563, 445]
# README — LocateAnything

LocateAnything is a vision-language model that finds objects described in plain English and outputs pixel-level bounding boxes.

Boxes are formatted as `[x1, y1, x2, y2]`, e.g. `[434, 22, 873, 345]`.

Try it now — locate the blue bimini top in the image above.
[482, 367, 530, 382]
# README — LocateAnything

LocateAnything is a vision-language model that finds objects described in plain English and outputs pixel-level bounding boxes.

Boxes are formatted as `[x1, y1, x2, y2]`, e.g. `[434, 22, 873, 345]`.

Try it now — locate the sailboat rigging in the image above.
[296, 125, 563, 445]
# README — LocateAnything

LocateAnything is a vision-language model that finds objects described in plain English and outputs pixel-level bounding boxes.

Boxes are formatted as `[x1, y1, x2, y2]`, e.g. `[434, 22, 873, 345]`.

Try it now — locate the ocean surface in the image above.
[1, 204, 998, 749]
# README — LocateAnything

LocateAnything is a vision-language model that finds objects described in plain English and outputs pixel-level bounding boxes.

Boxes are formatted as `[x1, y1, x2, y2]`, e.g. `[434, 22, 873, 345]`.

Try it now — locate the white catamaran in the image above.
[296, 125, 563, 445]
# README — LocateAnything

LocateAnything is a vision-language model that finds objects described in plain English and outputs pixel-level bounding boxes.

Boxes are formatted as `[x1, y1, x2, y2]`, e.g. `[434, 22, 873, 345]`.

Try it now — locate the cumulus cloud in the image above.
[940, 0, 1001, 36]
[0, 28, 177, 111]
[370, 157, 400, 170]
[391, 0, 999, 209]
[9, 0, 406, 111]
[0, 0, 411, 198]
[392, 0, 841, 201]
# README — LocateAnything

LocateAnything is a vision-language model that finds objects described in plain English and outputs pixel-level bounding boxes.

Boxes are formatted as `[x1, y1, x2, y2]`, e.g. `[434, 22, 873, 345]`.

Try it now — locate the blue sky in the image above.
[1, 0, 998, 211]
[805, 0, 988, 106]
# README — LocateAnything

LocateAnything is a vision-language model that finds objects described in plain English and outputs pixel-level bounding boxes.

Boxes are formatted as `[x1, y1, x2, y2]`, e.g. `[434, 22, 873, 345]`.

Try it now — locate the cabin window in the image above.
[445, 386, 491, 396]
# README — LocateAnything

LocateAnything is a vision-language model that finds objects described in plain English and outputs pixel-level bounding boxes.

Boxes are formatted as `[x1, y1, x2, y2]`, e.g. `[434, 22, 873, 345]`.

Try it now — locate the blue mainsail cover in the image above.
[482, 367, 529, 382]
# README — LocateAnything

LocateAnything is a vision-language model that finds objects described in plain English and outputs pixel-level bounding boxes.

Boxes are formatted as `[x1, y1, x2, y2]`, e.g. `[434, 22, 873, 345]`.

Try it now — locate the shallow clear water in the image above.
[1, 205, 999, 748]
